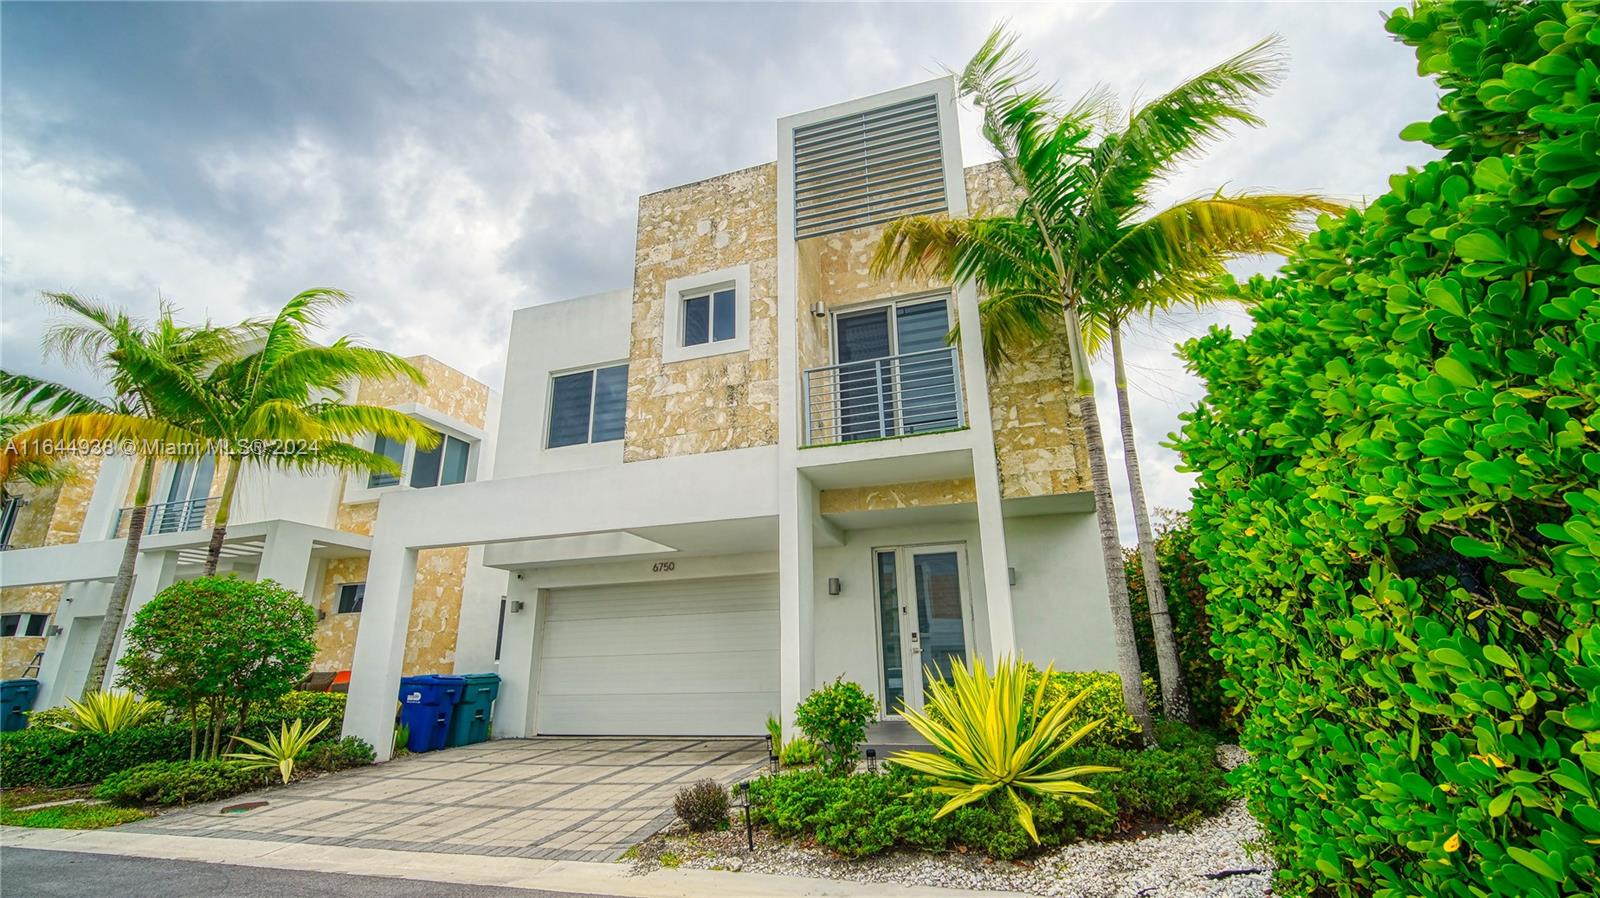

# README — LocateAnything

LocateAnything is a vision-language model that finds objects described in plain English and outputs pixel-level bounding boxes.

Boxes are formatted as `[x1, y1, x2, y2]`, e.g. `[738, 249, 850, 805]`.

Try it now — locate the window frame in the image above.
[660, 264, 752, 363]
[545, 362, 629, 449]
[0, 496, 21, 549]
[342, 407, 485, 505]
[1, 612, 49, 638]
[335, 582, 366, 615]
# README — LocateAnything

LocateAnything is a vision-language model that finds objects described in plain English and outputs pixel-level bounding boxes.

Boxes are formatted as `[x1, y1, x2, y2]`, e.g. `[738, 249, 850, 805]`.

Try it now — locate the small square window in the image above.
[0, 613, 47, 638]
[547, 363, 628, 447]
[368, 435, 406, 488]
[23, 614, 47, 637]
[0, 614, 17, 638]
[337, 583, 365, 614]
[682, 287, 736, 348]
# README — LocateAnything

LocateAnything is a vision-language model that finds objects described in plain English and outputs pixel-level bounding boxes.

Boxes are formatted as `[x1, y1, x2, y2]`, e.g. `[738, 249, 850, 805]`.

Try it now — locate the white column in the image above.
[777, 470, 816, 732]
[492, 577, 541, 738]
[255, 522, 316, 597]
[106, 549, 178, 685]
[342, 532, 417, 761]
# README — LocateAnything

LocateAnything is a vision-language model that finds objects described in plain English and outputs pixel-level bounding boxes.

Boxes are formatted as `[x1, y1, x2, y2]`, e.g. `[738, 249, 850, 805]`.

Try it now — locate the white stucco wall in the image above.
[495, 290, 632, 479]
[1005, 513, 1117, 672]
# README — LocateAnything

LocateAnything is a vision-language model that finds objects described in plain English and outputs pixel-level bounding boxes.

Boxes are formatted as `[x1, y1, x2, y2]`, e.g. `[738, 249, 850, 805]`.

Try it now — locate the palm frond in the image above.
[0, 371, 114, 417]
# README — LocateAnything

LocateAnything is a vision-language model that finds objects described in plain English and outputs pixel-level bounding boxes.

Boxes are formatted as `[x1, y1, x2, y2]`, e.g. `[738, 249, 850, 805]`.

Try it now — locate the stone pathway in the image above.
[124, 736, 766, 863]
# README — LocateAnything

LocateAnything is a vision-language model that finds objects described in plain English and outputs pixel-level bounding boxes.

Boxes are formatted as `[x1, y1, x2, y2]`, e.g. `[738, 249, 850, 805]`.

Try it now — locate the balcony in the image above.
[113, 496, 220, 538]
[802, 347, 965, 447]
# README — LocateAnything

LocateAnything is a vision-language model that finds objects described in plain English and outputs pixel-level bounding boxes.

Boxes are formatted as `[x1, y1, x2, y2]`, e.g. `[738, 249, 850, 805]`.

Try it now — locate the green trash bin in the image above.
[0, 679, 41, 732]
[445, 673, 500, 747]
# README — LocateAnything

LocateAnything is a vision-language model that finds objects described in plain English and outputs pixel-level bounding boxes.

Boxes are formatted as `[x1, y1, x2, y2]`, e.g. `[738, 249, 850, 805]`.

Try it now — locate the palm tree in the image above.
[172, 289, 437, 575]
[1082, 199, 1334, 722]
[872, 26, 1332, 739]
[1, 294, 239, 695]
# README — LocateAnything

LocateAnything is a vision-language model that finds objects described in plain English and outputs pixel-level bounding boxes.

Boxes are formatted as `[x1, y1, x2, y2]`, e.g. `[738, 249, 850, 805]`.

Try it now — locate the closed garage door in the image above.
[536, 575, 779, 736]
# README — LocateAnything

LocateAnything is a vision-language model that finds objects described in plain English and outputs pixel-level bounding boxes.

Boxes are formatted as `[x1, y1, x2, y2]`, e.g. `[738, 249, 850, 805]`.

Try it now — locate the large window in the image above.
[548, 363, 628, 448]
[410, 431, 471, 488]
[0, 613, 49, 638]
[367, 428, 473, 490]
[682, 287, 736, 347]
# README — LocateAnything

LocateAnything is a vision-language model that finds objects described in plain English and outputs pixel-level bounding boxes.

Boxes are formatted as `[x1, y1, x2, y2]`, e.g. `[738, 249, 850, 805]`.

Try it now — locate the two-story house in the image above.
[0, 356, 508, 708]
[342, 78, 1116, 758]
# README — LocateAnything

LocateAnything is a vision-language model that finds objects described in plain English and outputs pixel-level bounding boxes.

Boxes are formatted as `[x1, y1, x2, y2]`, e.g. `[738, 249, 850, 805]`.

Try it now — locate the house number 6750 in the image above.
[652, 561, 676, 573]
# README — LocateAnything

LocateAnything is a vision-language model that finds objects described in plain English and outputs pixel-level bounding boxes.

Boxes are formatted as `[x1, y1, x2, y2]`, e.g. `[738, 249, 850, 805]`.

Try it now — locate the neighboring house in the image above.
[342, 77, 1115, 758]
[0, 356, 508, 707]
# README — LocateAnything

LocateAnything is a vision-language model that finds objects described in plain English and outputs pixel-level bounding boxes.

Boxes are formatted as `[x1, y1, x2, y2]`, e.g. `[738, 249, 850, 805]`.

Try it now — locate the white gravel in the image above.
[630, 744, 1273, 898]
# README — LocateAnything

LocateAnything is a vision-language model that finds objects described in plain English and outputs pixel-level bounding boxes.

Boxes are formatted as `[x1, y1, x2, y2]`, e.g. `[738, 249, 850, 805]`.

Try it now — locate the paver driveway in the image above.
[124, 736, 767, 862]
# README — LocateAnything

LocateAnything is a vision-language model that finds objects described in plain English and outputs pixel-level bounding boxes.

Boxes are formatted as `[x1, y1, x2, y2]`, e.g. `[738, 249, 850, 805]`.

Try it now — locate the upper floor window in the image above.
[661, 264, 751, 363]
[367, 426, 475, 489]
[683, 287, 736, 347]
[548, 364, 628, 448]
[0, 612, 48, 638]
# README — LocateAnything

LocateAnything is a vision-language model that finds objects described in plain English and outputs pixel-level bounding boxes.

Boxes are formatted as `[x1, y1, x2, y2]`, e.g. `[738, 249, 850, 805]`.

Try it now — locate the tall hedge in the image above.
[1173, 2, 1599, 896]
[1125, 515, 1235, 735]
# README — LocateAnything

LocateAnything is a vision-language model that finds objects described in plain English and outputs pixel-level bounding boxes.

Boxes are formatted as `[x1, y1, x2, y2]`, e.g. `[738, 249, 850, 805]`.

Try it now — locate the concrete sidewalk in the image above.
[0, 827, 1031, 898]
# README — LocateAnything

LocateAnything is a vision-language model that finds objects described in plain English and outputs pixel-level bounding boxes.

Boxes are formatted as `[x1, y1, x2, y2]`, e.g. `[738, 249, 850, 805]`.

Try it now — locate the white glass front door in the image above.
[874, 543, 972, 715]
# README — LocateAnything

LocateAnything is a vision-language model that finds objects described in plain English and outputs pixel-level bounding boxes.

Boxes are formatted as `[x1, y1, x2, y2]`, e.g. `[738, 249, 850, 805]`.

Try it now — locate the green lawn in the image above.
[0, 787, 149, 829]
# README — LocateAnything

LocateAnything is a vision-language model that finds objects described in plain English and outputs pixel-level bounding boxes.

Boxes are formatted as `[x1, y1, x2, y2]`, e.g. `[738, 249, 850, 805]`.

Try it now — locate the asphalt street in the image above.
[0, 847, 614, 898]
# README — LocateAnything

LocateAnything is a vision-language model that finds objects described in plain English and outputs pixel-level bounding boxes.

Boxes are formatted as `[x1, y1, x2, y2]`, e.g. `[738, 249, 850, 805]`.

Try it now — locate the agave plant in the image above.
[53, 690, 165, 733]
[225, 716, 331, 784]
[890, 657, 1119, 843]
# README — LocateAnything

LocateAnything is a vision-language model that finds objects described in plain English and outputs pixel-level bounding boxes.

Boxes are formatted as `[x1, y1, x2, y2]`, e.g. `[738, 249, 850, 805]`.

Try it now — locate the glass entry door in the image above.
[152, 453, 214, 533]
[874, 544, 971, 714]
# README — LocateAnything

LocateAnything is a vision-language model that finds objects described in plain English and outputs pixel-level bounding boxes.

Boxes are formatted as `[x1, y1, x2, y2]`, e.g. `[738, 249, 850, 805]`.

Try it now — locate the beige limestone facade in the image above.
[623, 164, 781, 462]
[1, 457, 102, 678]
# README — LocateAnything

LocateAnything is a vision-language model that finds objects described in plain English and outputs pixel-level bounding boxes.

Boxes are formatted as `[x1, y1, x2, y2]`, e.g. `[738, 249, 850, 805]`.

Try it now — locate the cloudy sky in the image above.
[1, 1, 1440, 541]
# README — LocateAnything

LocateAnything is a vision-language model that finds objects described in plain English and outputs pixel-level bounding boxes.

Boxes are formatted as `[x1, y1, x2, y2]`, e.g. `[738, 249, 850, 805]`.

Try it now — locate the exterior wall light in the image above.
[1008, 567, 1018, 586]
[827, 577, 842, 596]
[810, 301, 827, 318]
[509, 600, 526, 613]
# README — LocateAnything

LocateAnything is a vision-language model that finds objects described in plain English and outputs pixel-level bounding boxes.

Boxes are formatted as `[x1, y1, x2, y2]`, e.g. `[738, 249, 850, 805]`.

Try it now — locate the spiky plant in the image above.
[225, 716, 332, 784]
[891, 656, 1118, 844]
[53, 690, 166, 734]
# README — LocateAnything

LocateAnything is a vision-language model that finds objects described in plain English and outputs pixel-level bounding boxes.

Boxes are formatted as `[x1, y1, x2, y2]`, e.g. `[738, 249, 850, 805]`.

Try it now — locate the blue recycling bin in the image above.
[398, 675, 466, 753]
[0, 679, 41, 732]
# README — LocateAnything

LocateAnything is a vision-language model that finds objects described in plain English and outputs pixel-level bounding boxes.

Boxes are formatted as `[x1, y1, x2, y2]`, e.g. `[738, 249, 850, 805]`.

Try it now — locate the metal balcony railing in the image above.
[803, 347, 965, 447]
[113, 496, 220, 538]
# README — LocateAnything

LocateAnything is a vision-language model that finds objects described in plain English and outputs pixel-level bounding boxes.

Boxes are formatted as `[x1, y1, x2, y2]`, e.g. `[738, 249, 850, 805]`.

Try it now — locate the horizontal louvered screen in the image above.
[793, 94, 947, 240]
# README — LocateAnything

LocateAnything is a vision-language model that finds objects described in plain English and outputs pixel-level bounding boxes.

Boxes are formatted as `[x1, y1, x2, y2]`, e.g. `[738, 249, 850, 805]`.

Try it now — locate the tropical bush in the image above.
[893, 657, 1116, 843]
[1173, 2, 1600, 896]
[225, 717, 331, 784]
[300, 736, 375, 773]
[95, 760, 267, 807]
[1017, 667, 1154, 750]
[778, 737, 821, 768]
[117, 576, 316, 760]
[0, 693, 345, 787]
[1124, 515, 1235, 734]
[793, 678, 878, 776]
[52, 691, 165, 734]
[673, 779, 730, 832]
[752, 721, 1224, 860]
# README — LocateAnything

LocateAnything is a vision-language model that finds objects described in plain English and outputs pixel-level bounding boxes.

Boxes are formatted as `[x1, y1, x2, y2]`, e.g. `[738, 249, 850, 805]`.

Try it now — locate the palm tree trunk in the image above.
[1110, 325, 1191, 723]
[201, 457, 241, 576]
[1062, 306, 1156, 744]
[82, 456, 155, 696]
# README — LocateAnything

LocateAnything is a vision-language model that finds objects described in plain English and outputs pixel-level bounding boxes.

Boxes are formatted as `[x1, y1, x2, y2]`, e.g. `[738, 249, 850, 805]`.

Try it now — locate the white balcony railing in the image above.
[802, 347, 965, 447]
[113, 496, 220, 538]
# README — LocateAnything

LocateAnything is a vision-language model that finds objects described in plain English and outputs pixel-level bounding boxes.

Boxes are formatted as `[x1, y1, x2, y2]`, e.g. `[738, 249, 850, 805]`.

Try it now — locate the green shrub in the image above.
[300, 736, 375, 773]
[793, 678, 877, 776]
[94, 761, 266, 807]
[0, 696, 347, 788]
[263, 691, 346, 723]
[673, 778, 730, 832]
[1018, 667, 1154, 750]
[118, 576, 317, 761]
[778, 737, 820, 768]
[751, 722, 1223, 860]
[1173, 3, 1600, 895]
[24, 706, 80, 730]
[1125, 515, 1235, 734]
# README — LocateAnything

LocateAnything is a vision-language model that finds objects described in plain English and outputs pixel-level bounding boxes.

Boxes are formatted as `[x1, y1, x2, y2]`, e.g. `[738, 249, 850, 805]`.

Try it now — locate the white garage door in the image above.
[536, 575, 779, 736]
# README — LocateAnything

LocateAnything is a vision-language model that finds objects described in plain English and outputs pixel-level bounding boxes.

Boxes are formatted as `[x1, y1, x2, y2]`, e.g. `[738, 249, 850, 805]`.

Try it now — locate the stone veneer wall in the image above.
[818, 478, 977, 515]
[623, 163, 780, 462]
[315, 355, 490, 675]
[1, 456, 103, 678]
[961, 162, 1091, 499]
